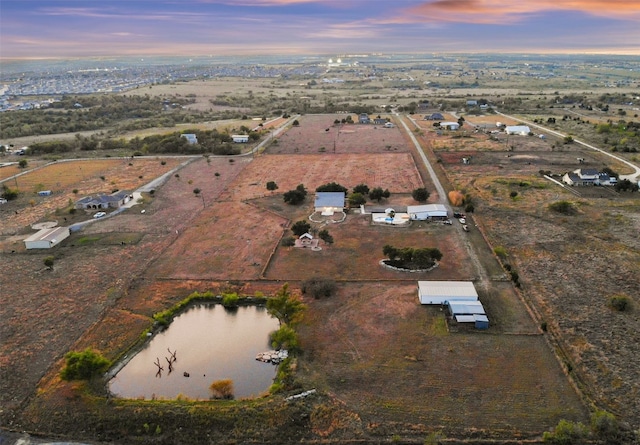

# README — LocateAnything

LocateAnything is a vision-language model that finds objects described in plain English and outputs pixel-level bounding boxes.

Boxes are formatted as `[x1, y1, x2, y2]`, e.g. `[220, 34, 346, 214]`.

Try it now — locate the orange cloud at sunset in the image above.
[400, 0, 640, 24]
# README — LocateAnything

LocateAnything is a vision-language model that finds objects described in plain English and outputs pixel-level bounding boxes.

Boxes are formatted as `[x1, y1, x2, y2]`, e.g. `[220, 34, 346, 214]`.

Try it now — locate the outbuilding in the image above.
[440, 122, 460, 130]
[505, 125, 531, 135]
[24, 226, 70, 249]
[232, 134, 249, 143]
[418, 281, 478, 305]
[407, 204, 448, 220]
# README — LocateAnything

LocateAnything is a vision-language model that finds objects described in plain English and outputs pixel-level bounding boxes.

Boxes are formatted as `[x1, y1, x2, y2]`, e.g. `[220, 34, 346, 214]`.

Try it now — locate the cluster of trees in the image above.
[60, 348, 111, 381]
[283, 184, 308, 205]
[382, 244, 443, 270]
[543, 410, 627, 444]
[266, 284, 306, 354]
[27, 128, 258, 156]
[301, 277, 337, 299]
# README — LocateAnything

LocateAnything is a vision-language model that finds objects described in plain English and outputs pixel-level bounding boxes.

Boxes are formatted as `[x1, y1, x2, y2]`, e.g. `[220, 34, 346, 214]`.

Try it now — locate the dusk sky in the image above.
[1, 0, 640, 59]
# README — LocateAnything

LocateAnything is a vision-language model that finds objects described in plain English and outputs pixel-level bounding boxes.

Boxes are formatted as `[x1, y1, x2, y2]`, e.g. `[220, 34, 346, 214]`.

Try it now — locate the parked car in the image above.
[93, 211, 106, 218]
[459, 218, 466, 224]
[453, 212, 465, 219]
[462, 225, 469, 232]
[0, 198, 8, 205]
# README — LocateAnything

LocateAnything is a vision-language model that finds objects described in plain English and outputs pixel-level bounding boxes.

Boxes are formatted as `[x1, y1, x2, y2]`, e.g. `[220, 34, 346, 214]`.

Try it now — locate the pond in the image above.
[108, 304, 280, 400]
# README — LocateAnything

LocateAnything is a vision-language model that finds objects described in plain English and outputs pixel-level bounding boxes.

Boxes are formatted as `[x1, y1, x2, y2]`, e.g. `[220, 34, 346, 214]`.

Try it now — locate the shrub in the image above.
[542, 419, 589, 444]
[549, 200, 576, 215]
[281, 236, 295, 247]
[209, 379, 234, 400]
[266, 181, 278, 191]
[221, 292, 239, 308]
[608, 295, 630, 312]
[43, 256, 55, 270]
[1, 185, 18, 201]
[60, 348, 111, 381]
[590, 410, 619, 442]
[301, 277, 337, 299]
[493, 246, 508, 259]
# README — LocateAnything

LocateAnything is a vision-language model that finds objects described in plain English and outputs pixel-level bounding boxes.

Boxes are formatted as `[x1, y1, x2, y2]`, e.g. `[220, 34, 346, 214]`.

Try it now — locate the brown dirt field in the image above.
[269, 114, 408, 155]
[297, 283, 585, 436]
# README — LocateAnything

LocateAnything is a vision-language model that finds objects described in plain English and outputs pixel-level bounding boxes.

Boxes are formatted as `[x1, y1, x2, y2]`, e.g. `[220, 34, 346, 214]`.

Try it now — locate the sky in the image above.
[1, 0, 640, 59]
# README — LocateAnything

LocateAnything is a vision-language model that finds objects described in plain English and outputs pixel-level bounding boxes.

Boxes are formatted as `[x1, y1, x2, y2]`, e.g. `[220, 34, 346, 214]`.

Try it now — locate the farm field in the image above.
[2, 107, 639, 444]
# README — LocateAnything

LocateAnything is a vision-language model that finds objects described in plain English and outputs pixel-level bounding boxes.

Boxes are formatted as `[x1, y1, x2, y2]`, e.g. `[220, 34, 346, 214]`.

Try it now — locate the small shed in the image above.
[232, 134, 249, 143]
[407, 204, 448, 220]
[314, 192, 345, 215]
[505, 125, 531, 135]
[418, 281, 478, 305]
[447, 300, 486, 316]
[440, 122, 460, 130]
[24, 226, 70, 249]
[181, 133, 198, 144]
[37, 190, 52, 196]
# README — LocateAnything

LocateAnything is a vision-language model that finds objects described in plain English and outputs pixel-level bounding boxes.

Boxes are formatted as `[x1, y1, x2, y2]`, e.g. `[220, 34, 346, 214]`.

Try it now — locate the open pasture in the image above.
[269, 114, 408, 155]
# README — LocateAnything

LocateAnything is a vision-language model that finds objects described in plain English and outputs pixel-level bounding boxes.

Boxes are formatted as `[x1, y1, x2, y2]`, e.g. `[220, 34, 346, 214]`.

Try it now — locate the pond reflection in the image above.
[109, 304, 279, 400]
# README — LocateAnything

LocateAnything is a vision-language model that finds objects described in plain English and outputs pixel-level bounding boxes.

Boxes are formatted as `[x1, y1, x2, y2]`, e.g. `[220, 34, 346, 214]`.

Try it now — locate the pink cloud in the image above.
[397, 0, 640, 24]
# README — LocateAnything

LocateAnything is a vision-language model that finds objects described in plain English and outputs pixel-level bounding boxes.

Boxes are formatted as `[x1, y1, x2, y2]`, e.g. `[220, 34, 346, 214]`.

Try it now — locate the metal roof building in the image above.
[314, 192, 345, 215]
[407, 204, 448, 220]
[24, 226, 70, 249]
[417, 281, 478, 305]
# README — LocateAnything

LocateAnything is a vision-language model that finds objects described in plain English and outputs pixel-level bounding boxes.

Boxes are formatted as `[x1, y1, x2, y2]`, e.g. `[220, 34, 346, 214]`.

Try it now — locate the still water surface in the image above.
[109, 304, 279, 400]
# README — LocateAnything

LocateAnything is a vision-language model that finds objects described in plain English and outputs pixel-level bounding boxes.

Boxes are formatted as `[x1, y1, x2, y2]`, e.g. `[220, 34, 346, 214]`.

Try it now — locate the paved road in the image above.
[493, 110, 640, 182]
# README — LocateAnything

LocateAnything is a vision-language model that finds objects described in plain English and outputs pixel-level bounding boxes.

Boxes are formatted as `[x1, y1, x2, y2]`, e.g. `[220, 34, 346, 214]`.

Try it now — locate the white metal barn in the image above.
[232, 134, 249, 143]
[505, 125, 531, 135]
[417, 281, 478, 305]
[407, 204, 448, 220]
[24, 226, 70, 249]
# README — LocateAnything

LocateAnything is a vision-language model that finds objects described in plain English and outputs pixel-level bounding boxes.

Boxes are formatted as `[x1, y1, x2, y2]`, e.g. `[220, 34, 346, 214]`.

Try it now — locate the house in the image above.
[418, 281, 478, 305]
[440, 122, 460, 130]
[466, 100, 478, 107]
[425, 113, 444, 121]
[373, 118, 387, 125]
[314, 192, 345, 215]
[359, 113, 370, 124]
[232, 134, 249, 143]
[37, 190, 52, 196]
[181, 133, 198, 144]
[562, 168, 602, 186]
[24, 226, 70, 249]
[505, 125, 531, 135]
[407, 204, 448, 220]
[75, 191, 132, 210]
[294, 232, 319, 249]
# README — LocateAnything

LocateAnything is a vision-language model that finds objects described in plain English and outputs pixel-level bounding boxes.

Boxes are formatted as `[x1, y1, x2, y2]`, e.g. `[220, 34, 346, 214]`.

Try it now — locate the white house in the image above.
[75, 191, 131, 210]
[440, 122, 460, 130]
[314, 192, 345, 215]
[232, 134, 249, 143]
[181, 134, 198, 144]
[418, 281, 478, 305]
[505, 125, 531, 135]
[407, 204, 448, 220]
[562, 168, 604, 186]
[24, 226, 70, 249]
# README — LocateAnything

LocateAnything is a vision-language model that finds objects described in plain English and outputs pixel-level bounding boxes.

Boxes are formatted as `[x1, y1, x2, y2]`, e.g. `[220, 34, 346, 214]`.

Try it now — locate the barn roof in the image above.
[314, 192, 345, 208]
[418, 281, 478, 299]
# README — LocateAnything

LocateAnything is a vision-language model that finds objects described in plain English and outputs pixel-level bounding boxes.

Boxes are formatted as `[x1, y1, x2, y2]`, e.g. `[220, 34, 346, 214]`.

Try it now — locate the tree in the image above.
[292, 119, 300, 126]
[18, 159, 28, 168]
[590, 410, 620, 443]
[209, 379, 234, 400]
[316, 182, 347, 193]
[383, 244, 399, 260]
[60, 348, 111, 381]
[266, 181, 278, 191]
[291, 220, 311, 237]
[369, 187, 390, 203]
[614, 178, 639, 192]
[266, 284, 306, 327]
[193, 188, 201, 196]
[348, 192, 366, 207]
[542, 419, 589, 444]
[318, 229, 333, 244]
[412, 187, 430, 202]
[283, 188, 306, 205]
[353, 183, 370, 195]
[43, 256, 55, 270]
[270, 325, 300, 352]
